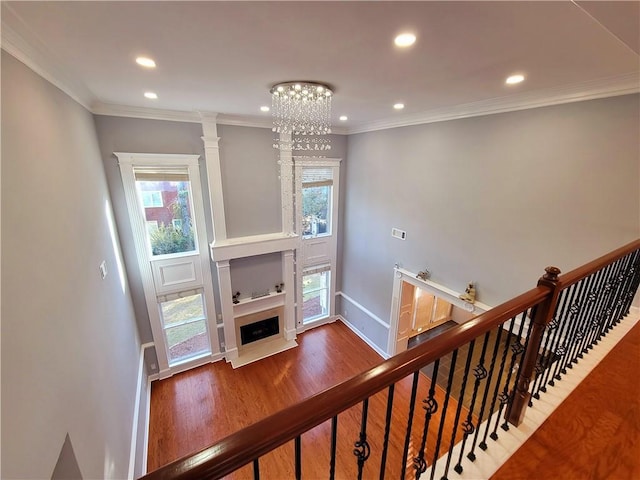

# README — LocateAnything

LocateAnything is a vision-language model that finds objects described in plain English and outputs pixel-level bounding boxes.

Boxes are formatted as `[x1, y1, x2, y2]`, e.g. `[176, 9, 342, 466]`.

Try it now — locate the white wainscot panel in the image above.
[151, 256, 203, 294]
[304, 238, 330, 264]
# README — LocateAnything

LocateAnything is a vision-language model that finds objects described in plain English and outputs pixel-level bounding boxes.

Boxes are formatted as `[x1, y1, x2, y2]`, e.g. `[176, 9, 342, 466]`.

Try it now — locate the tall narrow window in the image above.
[302, 265, 331, 324]
[134, 168, 198, 257]
[301, 168, 333, 238]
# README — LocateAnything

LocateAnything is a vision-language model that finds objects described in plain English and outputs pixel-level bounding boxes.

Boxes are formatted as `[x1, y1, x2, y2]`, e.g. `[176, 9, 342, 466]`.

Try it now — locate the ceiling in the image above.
[2, 1, 639, 133]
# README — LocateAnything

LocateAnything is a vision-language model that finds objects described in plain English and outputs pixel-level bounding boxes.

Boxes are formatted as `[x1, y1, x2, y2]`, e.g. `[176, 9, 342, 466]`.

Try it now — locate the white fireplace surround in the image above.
[211, 232, 298, 368]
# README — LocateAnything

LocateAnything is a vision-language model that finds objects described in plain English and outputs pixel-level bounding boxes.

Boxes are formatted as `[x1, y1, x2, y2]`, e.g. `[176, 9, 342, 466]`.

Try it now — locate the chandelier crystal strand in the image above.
[271, 82, 332, 153]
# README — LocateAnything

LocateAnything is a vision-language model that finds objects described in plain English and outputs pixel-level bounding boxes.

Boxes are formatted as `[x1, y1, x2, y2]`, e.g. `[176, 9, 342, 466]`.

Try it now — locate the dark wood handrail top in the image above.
[558, 239, 640, 289]
[142, 286, 550, 480]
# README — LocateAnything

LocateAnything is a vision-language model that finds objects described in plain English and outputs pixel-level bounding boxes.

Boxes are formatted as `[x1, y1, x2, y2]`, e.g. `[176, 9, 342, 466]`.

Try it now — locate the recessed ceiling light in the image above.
[394, 33, 416, 47]
[506, 74, 525, 85]
[260, 106, 270, 112]
[136, 57, 156, 68]
[339, 115, 348, 121]
[394, 103, 405, 110]
[144, 92, 158, 99]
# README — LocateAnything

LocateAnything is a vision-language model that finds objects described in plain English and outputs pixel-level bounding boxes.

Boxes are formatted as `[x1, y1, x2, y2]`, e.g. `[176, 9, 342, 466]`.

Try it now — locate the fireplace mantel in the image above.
[212, 232, 297, 367]
[211, 232, 299, 261]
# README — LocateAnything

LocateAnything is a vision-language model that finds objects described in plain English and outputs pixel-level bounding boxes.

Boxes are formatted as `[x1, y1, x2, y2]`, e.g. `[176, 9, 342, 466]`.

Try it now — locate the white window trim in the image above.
[115, 152, 221, 377]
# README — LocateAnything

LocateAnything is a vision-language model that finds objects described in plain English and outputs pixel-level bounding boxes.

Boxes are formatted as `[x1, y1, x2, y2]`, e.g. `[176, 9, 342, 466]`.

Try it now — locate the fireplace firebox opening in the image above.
[240, 316, 279, 345]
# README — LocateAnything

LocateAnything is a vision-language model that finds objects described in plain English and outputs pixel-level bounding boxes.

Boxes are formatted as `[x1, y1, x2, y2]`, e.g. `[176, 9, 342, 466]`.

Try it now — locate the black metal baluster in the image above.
[542, 287, 571, 390]
[530, 302, 558, 402]
[379, 385, 395, 480]
[564, 276, 592, 368]
[414, 360, 440, 480]
[455, 333, 489, 472]
[329, 416, 338, 480]
[621, 252, 640, 317]
[441, 341, 476, 480]
[549, 282, 580, 384]
[480, 316, 516, 446]
[253, 458, 260, 480]
[469, 325, 504, 457]
[353, 399, 370, 480]
[610, 253, 637, 325]
[558, 279, 587, 376]
[400, 372, 420, 480]
[428, 349, 459, 480]
[501, 310, 531, 431]
[295, 435, 302, 480]
[575, 272, 602, 358]
[581, 267, 609, 352]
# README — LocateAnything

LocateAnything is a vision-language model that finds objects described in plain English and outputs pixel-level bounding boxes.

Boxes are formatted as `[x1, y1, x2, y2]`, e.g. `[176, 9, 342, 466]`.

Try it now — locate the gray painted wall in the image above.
[340, 94, 640, 351]
[1, 52, 140, 479]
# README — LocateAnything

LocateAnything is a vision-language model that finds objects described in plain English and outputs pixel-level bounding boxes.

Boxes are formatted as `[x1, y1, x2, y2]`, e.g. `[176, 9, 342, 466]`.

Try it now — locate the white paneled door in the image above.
[116, 153, 219, 377]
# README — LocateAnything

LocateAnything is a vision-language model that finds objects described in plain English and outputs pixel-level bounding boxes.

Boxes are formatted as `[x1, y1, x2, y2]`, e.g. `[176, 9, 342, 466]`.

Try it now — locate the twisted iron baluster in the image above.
[353, 399, 370, 480]
[428, 349, 459, 480]
[469, 325, 503, 458]
[441, 340, 476, 480]
[413, 359, 440, 479]
[480, 316, 516, 448]
[454, 333, 489, 472]
[253, 458, 260, 480]
[379, 385, 395, 480]
[329, 416, 338, 480]
[400, 372, 420, 480]
[549, 282, 579, 384]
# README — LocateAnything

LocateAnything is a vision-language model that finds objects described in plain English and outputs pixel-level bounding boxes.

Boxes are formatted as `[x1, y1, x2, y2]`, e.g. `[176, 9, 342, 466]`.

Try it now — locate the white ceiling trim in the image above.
[1, 8, 94, 110]
[347, 72, 640, 135]
[91, 102, 202, 123]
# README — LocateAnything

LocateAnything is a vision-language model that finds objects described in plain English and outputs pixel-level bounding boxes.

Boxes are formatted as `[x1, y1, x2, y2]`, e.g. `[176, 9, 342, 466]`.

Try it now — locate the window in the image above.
[134, 168, 197, 256]
[141, 190, 163, 207]
[302, 265, 331, 324]
[159, 291, 210, 365]
[301, 168, 333, 238]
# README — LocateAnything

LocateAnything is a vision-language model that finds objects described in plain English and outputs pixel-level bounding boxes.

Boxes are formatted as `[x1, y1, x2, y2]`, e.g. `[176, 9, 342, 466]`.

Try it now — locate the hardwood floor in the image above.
[147, 321, 468, 478]
[492, 321, 640, 480]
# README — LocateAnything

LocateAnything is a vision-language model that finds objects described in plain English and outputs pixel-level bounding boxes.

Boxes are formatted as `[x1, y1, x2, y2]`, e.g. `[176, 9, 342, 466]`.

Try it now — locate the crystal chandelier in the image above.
[271, 81, 332, 152]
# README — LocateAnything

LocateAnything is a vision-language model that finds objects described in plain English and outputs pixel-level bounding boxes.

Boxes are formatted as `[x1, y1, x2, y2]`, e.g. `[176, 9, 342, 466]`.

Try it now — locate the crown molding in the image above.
[346, 72, 640, 134]
[1, 6, 94, 110]
[92, 102, 203, 123]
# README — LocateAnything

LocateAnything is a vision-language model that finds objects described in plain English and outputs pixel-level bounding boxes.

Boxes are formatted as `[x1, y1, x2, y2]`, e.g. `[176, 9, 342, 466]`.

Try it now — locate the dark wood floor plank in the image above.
[491, 321, 640, 480]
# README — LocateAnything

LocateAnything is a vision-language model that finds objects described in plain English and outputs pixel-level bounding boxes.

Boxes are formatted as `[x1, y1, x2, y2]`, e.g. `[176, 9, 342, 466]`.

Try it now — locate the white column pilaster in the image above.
[283, 249, 297, 340]
[216, 259, 238, 360]
[200, 112, 227, 242]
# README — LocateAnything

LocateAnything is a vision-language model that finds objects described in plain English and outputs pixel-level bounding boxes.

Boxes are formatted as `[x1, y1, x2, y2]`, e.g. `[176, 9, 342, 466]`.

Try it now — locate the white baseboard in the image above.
[142, 376, 151, 475]
[129, 342, 153, 479]
[338, 315, 390, 359]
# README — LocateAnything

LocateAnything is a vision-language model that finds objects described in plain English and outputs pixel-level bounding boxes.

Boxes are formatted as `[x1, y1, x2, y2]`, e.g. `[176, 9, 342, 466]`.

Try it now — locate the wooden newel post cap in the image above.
[542, 266, 561, 282]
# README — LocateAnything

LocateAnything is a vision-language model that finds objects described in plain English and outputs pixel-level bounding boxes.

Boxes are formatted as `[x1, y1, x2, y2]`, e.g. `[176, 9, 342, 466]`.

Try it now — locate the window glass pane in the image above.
[302, 185, 331, 237]
[165, 320, 208, 363]
[302, 271, 330, 323]
[160, 293, 209, 364]
[135, 170, 197, 256]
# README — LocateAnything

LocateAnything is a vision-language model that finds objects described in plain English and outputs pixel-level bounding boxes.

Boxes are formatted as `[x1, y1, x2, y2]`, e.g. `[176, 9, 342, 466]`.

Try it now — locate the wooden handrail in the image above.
[558, 239, 640, 289]
[143, 286, 549, 480]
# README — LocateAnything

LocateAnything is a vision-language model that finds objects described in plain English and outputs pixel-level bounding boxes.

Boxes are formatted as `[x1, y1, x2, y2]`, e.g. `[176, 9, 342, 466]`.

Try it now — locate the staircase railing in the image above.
[142, 239, 640, 480]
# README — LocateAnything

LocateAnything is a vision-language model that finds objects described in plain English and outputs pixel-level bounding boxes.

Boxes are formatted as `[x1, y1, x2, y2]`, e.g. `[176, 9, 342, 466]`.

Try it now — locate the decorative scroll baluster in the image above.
[400, 372, 420, 480]
[531, 299, 562, 401]
[353, 399, 370, 480]
[413, 360, 440, 480]
[455, 333, 490, 472]
[566, 275, 596, 365]
[580, 267, 609, 353]
[549, 282, 579, 384]
[541, 287, 571, 391]
[329, 416, 338, 480]
[253, 458, 260, 480]
[428, 349, 459, 480]
[480, 316, 516, 448]
[295, 435, 301, 480]
[501, 310, 531, 431]
[379, 385, 395, 480]
[441, 341, 476, 480]
[468, 325, 504, 459]
[557, 279, 587, 376]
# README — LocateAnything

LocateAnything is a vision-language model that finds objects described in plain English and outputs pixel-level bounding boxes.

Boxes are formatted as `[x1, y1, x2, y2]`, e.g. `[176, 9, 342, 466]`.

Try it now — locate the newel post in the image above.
[507, 266, 561, 427]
